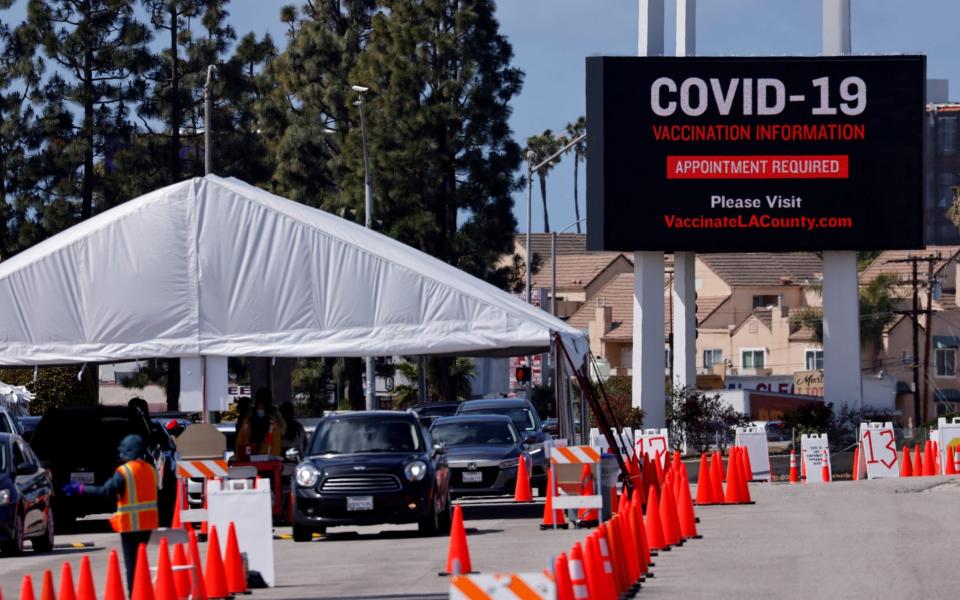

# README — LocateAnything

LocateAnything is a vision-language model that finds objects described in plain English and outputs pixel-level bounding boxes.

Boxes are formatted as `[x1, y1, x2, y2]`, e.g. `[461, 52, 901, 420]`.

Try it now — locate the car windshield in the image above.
[415, 405, 459, 417]
[432, 421, 518, 446]
[0, 415, 11, 433]
[309, 418, 421, 454]
[461, 406, 536, 432]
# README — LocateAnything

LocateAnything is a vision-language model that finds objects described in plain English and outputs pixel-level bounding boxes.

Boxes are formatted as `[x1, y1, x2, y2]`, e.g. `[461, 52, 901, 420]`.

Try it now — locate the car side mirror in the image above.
[524, 432, 539, 445]
[433, 442, 447, 454]
[284, 448, 301, 463]
[15, 463, 39, 477]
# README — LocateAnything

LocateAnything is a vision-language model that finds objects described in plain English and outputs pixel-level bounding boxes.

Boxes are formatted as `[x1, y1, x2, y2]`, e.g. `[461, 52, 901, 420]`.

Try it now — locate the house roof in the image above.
[531, 252, 630, 290]
[860, 246, 960, 286]
[515, 233, 586, 263]
[566, 272, 729, 341]
[698, 253, 822, 286]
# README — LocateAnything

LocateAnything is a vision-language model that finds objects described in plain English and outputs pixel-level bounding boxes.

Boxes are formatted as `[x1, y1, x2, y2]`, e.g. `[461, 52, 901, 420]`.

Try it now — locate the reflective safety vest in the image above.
[109, 459, 159, 533]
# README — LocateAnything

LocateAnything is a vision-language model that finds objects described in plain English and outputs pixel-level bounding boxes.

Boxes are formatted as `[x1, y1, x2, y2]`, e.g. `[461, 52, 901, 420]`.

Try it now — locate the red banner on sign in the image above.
[666, 155, 849, 179]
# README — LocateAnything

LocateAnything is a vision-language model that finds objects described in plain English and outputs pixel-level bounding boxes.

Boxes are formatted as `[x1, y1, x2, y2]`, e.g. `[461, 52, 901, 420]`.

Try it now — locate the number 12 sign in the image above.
[859, 422, 899, 479]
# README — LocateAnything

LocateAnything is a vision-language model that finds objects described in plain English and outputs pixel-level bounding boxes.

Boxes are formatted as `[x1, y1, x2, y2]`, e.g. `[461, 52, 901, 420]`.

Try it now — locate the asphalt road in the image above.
[2, 479, 959, 599]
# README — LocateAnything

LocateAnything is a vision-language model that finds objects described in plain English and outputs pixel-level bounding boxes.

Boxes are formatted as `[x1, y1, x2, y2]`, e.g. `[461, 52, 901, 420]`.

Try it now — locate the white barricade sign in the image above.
[937, 417, 960, 471]
[735, 426, 771, 481]
[588, 428, 607, 453]
[636, 429, 669, 469]
[800, 434, 830, 483]
[449, 573, 556, 599]
[858, 422, 899, 479]
[206, 478, 275, 587]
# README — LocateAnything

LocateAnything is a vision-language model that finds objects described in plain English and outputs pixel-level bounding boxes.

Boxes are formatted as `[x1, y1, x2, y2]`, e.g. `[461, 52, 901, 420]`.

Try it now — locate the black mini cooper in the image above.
[290, 411, 451, 541]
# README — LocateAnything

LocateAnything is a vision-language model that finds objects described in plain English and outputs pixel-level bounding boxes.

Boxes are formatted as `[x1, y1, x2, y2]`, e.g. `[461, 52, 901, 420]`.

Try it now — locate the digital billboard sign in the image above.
[586, 56, 925, 252]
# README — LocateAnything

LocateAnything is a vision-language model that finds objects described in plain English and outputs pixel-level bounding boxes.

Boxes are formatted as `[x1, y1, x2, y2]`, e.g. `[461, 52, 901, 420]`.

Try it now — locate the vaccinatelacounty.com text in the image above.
[663, 214, 853, 231]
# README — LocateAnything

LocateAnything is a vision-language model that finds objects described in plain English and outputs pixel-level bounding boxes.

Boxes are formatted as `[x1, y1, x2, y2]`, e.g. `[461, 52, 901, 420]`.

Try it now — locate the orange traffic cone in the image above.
[741, 446, 754, 483]
[900, 446, 913, 477]
[596, 527, 619, 597]
[677, 472, 699, 539]
[933, 442, 941, 475]
[852, 445, 861, 481]
[131, 544, 155, 600]
[154, 538, 178, 600]
[617, 485, 630, 515]
[554, 552, 575, 600]
[576, 465, 599, 527]
[600, 522, 626, 595]
[187, 528, 209, 600]
[203, 526, 230, 599]
[801, 449, 807, 480]
[739, 451, 753, 503]
[948, 448, 959, 475]
[59, 561, 78, 600]
[568, 543, 591, 600]
[644, 486, 666, 551]
[540, 468, 568, 530]
[820, 449, 831, 483]
[709, 452, 725, 503]
[20, 575, 36, 600]
[39, 570, 55, 600]
[629, 500, 651, 575]
[616, 512, 640, 586]
[77, 556, 97, 600]
[695, 453, 713, 505]
[724, 449, 741, 504]
[923, 441, 935, 476]
[514, 455, 533, 502]
[442, 505, 473, 575]
[913, 445, 923, 476]
[171, 479, 184, 530]
[224, 523, 248, 595]
[103, 549, 126, 600]
[172, 544, 193, 600]
[659, 474, 682, 547]
[788, 449, 800, 483]
[582, 534, 610, 600]
[653, 453, 664, 486]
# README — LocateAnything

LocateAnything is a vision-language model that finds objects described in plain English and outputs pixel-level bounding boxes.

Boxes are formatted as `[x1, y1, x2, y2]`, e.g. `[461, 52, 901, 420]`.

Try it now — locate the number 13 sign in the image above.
[859, 422, 899, 479]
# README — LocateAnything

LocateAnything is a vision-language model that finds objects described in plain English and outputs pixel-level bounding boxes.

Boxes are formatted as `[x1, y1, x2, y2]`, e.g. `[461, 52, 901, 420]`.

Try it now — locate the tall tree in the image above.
[564, 116, 585, 234]
[28, 0, 151, 219]
[524, 129, 563, 233]
[347, 0, 523, 399]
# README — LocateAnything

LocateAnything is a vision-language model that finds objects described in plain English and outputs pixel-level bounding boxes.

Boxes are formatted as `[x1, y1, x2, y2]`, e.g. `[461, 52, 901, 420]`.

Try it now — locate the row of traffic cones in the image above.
[900, 440, 956, 477]
[13, 522, 247, 600]
[692, 447, 754, 505]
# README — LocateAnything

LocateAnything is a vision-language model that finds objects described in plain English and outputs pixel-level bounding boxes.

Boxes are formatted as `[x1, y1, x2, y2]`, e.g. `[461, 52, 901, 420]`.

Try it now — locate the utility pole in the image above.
[890, 253, 941, 429]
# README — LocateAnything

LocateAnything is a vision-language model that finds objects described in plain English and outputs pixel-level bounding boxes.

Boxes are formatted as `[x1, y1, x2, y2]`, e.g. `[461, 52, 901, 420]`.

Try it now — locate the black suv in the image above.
[31, 406, 177, 529]
[291, 411, 451, 541]
[456, 398, 550, 494]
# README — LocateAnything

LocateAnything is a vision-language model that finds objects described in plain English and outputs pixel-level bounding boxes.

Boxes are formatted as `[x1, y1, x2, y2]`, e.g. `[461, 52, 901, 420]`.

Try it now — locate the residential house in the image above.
[530, 252, 633, 318]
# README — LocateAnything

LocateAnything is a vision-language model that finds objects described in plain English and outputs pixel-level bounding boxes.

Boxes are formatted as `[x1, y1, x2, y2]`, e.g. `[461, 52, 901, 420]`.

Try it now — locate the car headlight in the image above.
[404, 461, 428, 482]
[499, 457, 521, 469]
[295, 464, 319, 488]
[0, 489, 9, 506]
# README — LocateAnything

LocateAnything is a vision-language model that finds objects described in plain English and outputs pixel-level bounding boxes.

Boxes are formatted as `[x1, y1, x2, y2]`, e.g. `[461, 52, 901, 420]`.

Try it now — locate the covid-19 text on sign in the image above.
[586, 56, 925, 252]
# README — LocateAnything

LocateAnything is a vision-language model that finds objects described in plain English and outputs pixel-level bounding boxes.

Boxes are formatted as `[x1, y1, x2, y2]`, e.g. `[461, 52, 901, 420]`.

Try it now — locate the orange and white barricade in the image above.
[177, 459, 229, 479]
[549, 446, 603, 518]
[449, 573, 555, 599]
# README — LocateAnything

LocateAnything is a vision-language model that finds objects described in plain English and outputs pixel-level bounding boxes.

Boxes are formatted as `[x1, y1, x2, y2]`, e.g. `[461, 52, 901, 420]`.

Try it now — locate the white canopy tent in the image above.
[0, 176, 586, 379]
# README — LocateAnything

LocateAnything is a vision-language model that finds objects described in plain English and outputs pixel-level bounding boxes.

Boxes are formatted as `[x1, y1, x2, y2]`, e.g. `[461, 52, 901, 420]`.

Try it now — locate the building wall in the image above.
[925, 105, 960, 245]
[693, 261, 732, 297]
[883, 311, 960, 419]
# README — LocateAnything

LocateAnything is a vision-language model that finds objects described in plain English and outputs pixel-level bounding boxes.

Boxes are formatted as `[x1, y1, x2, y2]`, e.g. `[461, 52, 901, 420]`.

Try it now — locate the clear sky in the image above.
[6, 1, 960, 236]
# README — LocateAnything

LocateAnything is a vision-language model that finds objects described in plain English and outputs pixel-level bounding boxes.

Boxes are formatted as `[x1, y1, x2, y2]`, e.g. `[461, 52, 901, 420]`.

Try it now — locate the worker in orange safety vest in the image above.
[63, 434, 158, 593]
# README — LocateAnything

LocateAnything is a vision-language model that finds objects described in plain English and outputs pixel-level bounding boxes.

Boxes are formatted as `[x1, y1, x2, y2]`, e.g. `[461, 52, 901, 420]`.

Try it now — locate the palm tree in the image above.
[565, 117, 586, 233]
[525, 130, 565, 233]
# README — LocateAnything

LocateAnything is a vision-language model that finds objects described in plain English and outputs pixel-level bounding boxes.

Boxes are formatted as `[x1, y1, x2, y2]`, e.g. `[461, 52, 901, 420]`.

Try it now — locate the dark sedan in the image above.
[431, 415, 528, 498]
[0, 433, 54, 555]
[291, 411, 451, 541]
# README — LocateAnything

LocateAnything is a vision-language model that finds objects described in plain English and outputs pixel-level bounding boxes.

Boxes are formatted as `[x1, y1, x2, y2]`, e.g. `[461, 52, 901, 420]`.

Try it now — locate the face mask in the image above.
[256, 409, 266, 418]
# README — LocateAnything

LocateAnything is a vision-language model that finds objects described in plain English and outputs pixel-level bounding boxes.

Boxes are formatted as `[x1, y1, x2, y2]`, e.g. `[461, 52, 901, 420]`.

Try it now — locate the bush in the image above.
[780, 403, 834, 438]
[595, 376, 644, 429]
[667, 386, 749, 454]
[0, 366, 97, 416]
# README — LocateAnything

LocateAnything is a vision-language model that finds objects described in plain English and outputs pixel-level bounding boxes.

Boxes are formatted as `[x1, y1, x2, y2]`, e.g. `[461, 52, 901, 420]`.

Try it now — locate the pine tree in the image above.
[28, 0, 151, 219]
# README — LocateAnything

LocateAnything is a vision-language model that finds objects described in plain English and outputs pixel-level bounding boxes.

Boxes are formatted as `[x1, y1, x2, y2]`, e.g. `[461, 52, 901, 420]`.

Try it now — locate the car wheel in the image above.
[418, 502, 440, 536]
[31, 509, 55, 553]
[292, 522, 315, 542]
[1, 510, 25, 555]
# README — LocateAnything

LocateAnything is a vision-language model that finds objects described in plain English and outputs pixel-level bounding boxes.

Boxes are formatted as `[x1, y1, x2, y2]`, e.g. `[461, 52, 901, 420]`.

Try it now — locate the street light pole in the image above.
[354, 85, 376, 411]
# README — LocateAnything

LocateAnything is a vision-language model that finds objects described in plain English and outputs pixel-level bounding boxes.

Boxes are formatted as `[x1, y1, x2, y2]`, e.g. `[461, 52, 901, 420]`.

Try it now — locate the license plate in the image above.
[71, 472, 95, 484]
[462, 471, 483, 483]
[346, 496, 373, 511]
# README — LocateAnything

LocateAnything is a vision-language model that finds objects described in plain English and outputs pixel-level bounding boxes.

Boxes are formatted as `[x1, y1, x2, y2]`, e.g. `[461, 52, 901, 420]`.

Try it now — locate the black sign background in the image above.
[586, 56, 925, 252]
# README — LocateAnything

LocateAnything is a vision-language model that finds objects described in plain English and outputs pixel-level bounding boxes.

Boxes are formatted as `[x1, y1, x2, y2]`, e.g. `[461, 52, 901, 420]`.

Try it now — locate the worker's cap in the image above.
[118, 434, 146, 461]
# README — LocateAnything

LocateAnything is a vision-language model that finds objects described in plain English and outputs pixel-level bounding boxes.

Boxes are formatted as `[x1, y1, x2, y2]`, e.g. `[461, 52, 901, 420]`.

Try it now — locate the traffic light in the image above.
[515, 365, 531, 384]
